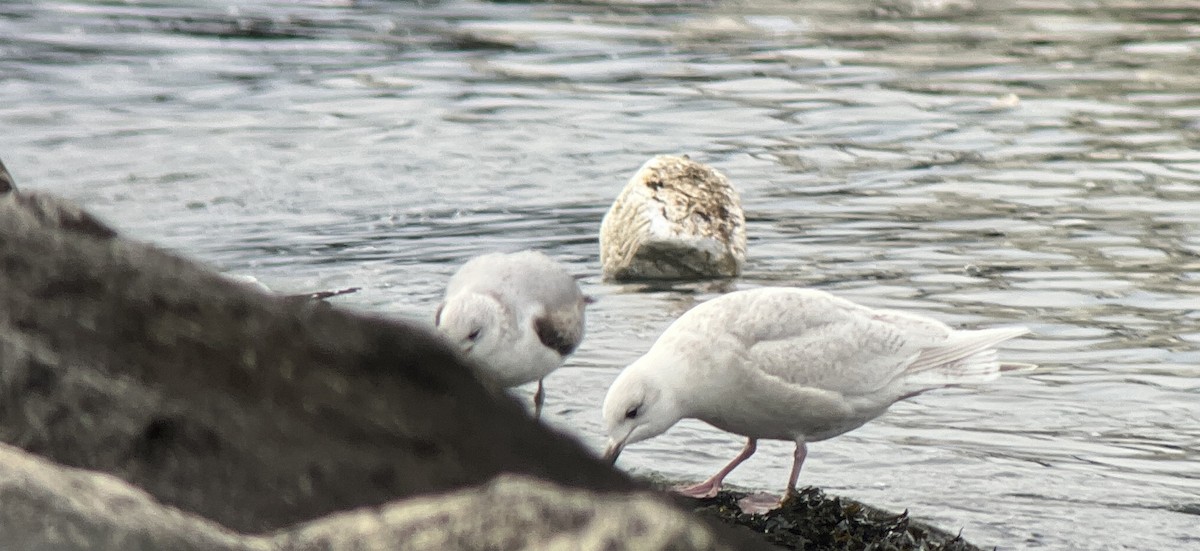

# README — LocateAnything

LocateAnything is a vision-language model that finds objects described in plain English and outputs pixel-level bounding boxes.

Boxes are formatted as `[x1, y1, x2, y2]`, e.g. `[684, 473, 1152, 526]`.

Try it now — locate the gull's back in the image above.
[661, 287, 1027, 400]
[446, 251, 584, 317]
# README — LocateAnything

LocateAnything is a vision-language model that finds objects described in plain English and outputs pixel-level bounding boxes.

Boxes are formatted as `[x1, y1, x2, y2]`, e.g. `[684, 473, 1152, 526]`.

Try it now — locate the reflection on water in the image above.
[1, 0, 1198, 548]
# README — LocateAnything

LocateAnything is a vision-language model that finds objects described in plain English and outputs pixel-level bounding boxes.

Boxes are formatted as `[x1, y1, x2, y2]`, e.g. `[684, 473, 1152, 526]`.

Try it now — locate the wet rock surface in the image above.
[600, 155, 747, 281]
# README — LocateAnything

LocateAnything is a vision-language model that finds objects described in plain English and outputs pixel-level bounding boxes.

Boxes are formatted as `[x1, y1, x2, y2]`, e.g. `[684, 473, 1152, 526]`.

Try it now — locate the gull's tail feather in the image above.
[902, 326, 1029, 387]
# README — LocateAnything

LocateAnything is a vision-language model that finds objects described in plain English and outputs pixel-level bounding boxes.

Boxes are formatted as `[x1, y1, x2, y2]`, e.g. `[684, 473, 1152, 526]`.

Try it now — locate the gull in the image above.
[601, 286, 1029, 512]
[436, 250, 590, 418]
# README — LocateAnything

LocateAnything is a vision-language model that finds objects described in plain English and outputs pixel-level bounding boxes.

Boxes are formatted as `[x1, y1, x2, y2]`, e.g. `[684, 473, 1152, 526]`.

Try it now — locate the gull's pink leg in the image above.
[786, 441, 809, 494]
[674, 438, 757, 499]
[533, 379, 545, 419]
[738, 441, 808, 514]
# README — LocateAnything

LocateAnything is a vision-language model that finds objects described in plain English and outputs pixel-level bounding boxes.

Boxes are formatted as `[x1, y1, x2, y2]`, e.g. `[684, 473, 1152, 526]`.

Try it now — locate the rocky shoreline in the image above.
[0, 180, 990, 550]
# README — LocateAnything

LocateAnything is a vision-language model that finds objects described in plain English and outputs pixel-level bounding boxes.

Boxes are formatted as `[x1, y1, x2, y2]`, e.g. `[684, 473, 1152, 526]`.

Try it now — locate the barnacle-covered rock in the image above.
[600, 156, 746, 281]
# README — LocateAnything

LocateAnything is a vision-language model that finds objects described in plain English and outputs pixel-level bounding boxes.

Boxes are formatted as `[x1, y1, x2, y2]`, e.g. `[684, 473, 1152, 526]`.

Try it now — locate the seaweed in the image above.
[685, 486, 986, 551]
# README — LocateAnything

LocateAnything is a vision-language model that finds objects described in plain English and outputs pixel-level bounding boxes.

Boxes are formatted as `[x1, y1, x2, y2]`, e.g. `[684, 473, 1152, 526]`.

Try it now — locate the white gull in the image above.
[436, 250, 590, 418]
[601, 286, 1029, 512]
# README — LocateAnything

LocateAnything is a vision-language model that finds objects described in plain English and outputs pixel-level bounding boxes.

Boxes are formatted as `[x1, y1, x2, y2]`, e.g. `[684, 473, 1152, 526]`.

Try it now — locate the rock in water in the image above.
[0, 190, 772, 551]
[870, 0, 977, 18]
[600, 155, 746, 281]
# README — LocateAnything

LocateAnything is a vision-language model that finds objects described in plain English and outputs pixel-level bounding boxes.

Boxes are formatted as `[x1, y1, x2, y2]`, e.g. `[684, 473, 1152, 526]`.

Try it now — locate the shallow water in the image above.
[2, 0, 1198, 549]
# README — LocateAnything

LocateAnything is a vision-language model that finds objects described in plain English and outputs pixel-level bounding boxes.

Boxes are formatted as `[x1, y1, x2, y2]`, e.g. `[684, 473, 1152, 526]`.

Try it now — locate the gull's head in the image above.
[601, 355, 684, 464]
[435, 293, 506, 362]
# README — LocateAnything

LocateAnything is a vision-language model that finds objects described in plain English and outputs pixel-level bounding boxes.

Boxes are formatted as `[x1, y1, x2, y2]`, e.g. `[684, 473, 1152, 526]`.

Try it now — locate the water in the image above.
[2, 0, 1198, 549]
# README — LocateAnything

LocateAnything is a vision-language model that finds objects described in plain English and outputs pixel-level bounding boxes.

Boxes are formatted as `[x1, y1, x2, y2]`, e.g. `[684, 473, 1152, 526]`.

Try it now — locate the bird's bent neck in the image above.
[634, 354, 691, 421]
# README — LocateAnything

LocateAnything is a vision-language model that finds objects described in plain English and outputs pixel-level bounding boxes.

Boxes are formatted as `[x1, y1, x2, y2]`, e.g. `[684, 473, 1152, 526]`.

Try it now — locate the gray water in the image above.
[2, 0, 1198, 548]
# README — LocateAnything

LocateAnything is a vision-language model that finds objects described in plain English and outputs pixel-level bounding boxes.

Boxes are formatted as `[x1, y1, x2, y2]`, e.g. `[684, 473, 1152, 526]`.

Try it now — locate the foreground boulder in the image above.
[0, 441, 738, 551]
[0, 442, 253, 551]
[0, 190, 769, 550]
[279, 474, 734, 550]
[600, 155, 747, 281]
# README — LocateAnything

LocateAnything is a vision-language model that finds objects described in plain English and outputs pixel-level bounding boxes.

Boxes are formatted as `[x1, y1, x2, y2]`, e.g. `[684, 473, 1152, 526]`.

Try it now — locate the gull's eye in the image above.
[467, 328, 481, 341]
[625, 405, 640, 419]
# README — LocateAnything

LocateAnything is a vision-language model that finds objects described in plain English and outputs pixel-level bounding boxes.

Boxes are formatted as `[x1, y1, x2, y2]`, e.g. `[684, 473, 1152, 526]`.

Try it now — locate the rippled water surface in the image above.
[3, 0, 1199, 548]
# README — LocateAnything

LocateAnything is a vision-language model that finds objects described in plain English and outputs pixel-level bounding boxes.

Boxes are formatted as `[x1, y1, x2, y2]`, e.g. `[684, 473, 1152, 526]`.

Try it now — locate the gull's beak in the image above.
[602, 437, 625, 464]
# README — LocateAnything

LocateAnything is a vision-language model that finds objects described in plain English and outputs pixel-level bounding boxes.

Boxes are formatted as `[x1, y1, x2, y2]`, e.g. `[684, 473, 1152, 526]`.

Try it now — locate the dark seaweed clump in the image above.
[688, 487, 986, 551]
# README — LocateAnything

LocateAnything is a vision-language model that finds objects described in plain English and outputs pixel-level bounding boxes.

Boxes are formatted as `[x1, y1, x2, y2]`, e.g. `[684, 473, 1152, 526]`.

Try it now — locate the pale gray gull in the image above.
[436, 250, 590, 418]
[601, 286, 1029, 512]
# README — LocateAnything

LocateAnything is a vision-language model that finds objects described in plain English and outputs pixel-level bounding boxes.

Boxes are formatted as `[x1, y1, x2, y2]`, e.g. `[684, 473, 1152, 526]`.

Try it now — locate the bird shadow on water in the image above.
[617, 279, 738, 296]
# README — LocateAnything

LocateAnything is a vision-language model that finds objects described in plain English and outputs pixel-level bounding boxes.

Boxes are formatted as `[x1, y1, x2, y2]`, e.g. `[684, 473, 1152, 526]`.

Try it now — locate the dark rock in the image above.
[4, 191, 119, 239]
[0, 190, 771, 551]
[688, 487, 986, 551]
[0, 158, 15, 193]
